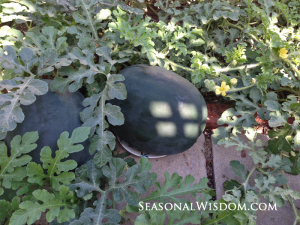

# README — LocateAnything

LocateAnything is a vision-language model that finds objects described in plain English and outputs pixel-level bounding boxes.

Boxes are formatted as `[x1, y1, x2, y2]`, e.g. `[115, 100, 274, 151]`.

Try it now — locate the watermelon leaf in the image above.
[81, 74, 126, 166]
[71, 0, 105, 41]
[0, 131, 38, 196]
[68, 160, 103, 198]
[0, 75, 48, 135]
[142, 172, 211, 203]
[103, 158, 152, 205]
[0, 196, 20, 224]
[50, 49, 102, 93]
[109, 7, 158, 65]
[69, 197, 121, 225]
[135, 207, 166, 225]
[0, 46, 38, 74]
[27, 127, 90, 190]
[69, 158, 153, 224]
[213, 93, 260, 144]
[106, 74, 127, 100]
[10, 186, 76, 225]
[267, 124, 293, 154]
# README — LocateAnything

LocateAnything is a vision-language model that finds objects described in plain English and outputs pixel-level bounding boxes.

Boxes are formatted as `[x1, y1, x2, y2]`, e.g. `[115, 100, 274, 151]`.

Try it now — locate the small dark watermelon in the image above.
[4, 80, 92, 166]
[109, 64, 207, 155]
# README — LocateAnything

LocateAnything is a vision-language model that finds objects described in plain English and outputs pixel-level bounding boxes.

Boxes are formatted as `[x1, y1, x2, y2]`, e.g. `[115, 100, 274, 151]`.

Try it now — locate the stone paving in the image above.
[115, 135, 207, 224]
[116, 134, 207, 196]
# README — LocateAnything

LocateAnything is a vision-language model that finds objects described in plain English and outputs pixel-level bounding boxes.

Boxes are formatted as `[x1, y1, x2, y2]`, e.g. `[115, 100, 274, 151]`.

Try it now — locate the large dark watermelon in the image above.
[110, 64, 207, 155]
[4, 80, 92, 166]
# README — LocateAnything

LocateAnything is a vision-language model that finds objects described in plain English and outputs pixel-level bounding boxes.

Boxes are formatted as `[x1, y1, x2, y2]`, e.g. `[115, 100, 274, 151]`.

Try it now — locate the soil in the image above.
[202, 129, 216, 200]
[33, 213, 48, 225]
[0, 21, 29, 33]
[15, 23, 29, 34]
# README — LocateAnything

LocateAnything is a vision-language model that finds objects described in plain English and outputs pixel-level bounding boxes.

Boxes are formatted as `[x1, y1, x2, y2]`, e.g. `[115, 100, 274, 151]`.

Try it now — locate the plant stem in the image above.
[119, 206, 136, 223]
[214, 62, 262, 73]
[243, 166, 256, 195]
[165, 59, 193, 72]
[285, 59, 300, 78]
[112, 193, 116, 209]
[79, 0, 99, 41]
[224, 21, 243, 31]
[277, 87, 300, 97]
[227, 84, 255, 93]
[288, 50, 300, 58]
[247, 4, 251, 27]
[206, 21, 212, 32]
[26, 21, 33, 30]
[224, 21, 262, 43]
[280, 153, 290, 158]
[289, 194, 300, 225]
[282, 171, 300, 224]
[160, 46, 169, 55]
[282, 64, 297, 81]
[148, 4, 159, 17]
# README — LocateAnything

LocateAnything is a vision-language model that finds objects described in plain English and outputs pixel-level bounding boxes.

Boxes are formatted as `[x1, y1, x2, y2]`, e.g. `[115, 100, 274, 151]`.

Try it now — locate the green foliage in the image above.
[69, 158, 152, 224]
[11, 186, 76, 225]
[142, 172, 211, 203]
[81, 74, 126, 167]
[0, 127, 91, 224]
[109, 7, 158, 64]
[218, 134, 300, 223]
[0, 76, 48, 133]
[1, 0, 300, 224]
[27, 127, 90, 190]
[268, 124, 293, 154]
[0, 131, 38, 196]
[0, 196, 20, 224]
[213, 93, 260, 143]
[225, 44, 247, 66]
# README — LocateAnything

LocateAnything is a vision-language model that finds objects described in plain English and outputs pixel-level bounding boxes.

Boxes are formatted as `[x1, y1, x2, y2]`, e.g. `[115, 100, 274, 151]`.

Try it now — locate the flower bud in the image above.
[230, 78, 237, 86]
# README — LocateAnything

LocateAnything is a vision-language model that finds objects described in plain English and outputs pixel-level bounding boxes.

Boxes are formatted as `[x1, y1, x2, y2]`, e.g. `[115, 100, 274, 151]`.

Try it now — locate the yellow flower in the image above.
[230, 78, 238, 86]
[279, 48, 288, 59]
[251, 78, 256, 84]
[215, 81, 230, 96]
[291, 151, 296, 157]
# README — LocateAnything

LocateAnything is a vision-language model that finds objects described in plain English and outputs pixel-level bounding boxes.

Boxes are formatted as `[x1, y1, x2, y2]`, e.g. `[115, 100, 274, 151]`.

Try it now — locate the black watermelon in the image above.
[4, 80, 92, 166]
[110, 64, 207, 155]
